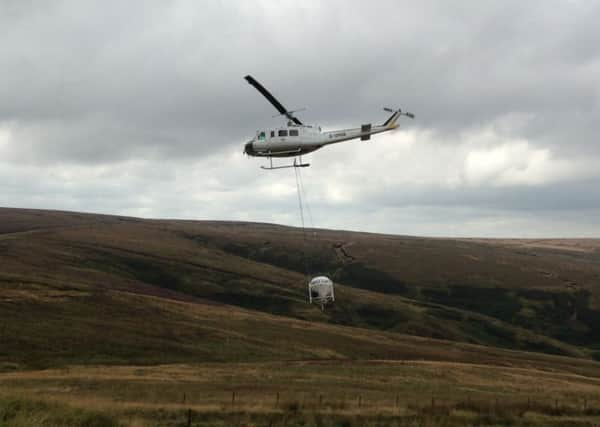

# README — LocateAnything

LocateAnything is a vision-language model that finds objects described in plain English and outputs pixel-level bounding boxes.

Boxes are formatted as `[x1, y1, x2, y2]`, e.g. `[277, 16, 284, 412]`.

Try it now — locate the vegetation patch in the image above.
[0, 397, 120, 427]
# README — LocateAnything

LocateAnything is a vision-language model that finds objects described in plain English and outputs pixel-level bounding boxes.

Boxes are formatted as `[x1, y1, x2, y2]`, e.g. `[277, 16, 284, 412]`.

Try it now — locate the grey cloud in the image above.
[361, 178, 600, 212]
[1, 0, 600, 236]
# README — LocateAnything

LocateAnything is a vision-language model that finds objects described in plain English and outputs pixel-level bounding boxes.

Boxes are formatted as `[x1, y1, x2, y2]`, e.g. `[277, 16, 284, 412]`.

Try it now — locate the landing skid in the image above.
[261, 157, 310, 170]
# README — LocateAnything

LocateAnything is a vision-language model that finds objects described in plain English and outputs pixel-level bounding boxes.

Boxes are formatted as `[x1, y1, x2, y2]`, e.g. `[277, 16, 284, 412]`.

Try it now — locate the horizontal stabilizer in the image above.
[361, 123, 372, 141]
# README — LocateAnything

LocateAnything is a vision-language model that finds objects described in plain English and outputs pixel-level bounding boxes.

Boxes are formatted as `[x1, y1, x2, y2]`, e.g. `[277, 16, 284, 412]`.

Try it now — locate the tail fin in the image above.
[382, 109, 401, 129]
[382, 107, 415, 128]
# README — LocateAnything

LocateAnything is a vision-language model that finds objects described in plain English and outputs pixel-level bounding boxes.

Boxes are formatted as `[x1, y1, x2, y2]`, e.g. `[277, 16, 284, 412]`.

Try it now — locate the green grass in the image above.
[0, 397, 120, 427]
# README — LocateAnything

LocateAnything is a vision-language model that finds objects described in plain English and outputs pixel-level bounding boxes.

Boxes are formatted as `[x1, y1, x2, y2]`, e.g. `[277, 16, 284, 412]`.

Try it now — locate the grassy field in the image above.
[2, 207, 600, 425]
[2, 361, 600, 426]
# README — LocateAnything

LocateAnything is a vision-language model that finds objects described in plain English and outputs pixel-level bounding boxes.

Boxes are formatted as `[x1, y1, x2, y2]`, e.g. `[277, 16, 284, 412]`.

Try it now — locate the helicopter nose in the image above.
[244, 141, 254, 155]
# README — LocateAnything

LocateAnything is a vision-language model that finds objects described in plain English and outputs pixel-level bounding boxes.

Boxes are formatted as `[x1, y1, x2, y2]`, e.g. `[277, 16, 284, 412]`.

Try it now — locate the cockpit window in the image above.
[289, 129, 299, 136]
[278, 130, 288, 137]
[258, 131, 266, 140]
[270, 131, 275, 138]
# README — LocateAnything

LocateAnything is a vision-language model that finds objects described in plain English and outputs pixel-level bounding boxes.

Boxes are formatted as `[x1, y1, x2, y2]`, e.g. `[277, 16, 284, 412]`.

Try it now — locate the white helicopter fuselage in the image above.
[244, 120, 398, 158]
[242, 75, 413, 166]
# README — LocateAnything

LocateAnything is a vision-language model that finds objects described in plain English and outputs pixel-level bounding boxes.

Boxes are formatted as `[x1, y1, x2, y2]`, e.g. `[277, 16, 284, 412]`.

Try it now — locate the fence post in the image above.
[183, 392, 186, 404]
[186, 408, 192, 427]
[276, 391, 280, 408]
[232, 391, 236, 408]
[395, 394, 399, 408]
[319, 394, 323, 408]
[431, 397, 435, 409]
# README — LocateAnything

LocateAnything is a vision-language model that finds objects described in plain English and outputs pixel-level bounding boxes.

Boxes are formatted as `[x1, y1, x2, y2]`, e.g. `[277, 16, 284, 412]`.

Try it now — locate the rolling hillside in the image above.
[1, 207, 600, 370]
[3, 207, 600, 425]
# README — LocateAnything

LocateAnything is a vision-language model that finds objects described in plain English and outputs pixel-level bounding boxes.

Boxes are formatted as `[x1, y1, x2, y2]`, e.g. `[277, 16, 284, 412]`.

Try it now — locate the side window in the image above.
[278, 130, 288, 137]
[270, 131, 275, 138]
[258, 131, 266, 140]
[289, 129, 299, 136]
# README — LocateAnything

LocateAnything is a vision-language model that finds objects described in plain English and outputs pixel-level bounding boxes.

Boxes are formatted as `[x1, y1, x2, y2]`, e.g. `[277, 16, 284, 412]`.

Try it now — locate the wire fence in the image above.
[177, 390, 599, 418]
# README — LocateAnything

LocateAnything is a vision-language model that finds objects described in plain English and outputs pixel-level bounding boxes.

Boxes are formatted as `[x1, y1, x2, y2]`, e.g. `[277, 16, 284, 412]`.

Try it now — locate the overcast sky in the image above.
[1, 0, 599, 237]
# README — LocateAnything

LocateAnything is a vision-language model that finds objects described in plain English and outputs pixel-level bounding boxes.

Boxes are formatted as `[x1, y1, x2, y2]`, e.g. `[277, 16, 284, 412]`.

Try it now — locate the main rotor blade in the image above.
[244, 75, 302, 125]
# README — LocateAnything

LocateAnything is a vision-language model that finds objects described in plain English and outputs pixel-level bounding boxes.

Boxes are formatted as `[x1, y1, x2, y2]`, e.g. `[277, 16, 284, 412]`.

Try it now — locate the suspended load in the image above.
[308, 276, 335, 310]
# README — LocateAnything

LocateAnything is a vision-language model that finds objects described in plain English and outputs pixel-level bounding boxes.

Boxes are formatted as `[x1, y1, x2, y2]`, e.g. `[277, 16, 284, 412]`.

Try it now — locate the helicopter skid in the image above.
[261, 162, 310, 170]
[261, 157, 310, 170]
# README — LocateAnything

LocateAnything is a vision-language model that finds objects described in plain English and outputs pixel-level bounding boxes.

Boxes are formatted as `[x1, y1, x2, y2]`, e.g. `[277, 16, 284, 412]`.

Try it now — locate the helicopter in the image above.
[243, 75, 415, 170]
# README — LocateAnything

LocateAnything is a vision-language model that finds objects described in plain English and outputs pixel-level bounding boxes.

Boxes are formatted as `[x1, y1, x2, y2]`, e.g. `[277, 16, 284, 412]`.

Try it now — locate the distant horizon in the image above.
[2, 205, 599, 240]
